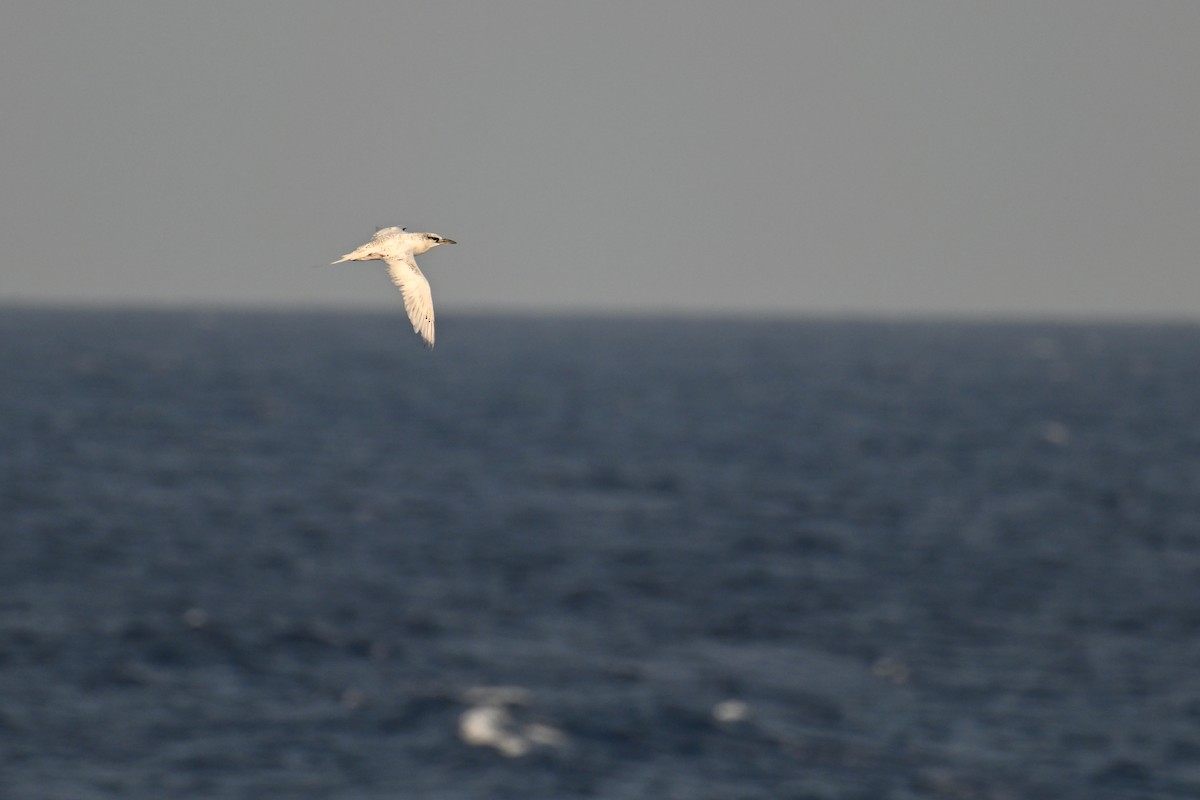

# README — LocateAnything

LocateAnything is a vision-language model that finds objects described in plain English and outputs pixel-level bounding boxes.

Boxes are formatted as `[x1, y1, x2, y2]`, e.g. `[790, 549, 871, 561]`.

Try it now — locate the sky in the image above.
[2, 1, 1199, 319]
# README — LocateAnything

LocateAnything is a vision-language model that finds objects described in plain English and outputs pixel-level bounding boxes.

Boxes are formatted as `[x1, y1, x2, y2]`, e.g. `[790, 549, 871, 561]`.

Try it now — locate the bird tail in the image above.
[332, 243, 378, 264]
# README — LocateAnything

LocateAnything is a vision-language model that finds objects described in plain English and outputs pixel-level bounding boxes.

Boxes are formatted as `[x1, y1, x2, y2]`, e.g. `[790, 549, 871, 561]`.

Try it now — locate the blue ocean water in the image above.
[1, 307, 1198, 799]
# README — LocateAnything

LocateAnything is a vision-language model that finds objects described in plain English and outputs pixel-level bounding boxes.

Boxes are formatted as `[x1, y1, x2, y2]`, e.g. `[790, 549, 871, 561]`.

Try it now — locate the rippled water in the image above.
[2, 308, 1198, 798]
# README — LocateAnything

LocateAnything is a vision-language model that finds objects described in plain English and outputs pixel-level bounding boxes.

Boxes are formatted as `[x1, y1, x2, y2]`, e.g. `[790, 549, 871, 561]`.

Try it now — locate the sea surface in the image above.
[2, 307, 1199, 799]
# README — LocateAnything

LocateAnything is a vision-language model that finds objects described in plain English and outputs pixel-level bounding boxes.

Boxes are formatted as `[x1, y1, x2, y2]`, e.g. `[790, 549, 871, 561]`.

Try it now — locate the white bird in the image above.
[332, 227, 457, 347]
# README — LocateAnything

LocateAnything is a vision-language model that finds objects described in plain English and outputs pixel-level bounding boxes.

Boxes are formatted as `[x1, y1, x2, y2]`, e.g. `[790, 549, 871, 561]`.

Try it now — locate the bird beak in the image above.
[440, 238, 456, 245]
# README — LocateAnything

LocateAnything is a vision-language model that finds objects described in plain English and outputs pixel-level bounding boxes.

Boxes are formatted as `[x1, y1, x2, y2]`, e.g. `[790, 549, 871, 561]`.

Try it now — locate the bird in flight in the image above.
[332, 227, 457, 347]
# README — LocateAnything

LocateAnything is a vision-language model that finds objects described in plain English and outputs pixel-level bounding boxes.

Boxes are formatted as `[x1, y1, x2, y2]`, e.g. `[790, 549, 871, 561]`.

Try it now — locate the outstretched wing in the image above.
[373, 226, 405, 240]
[383, 254, 435, 347]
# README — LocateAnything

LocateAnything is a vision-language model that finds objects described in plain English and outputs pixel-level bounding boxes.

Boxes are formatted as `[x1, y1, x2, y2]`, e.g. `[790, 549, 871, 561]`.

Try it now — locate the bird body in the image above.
[332, 228, 456, 347]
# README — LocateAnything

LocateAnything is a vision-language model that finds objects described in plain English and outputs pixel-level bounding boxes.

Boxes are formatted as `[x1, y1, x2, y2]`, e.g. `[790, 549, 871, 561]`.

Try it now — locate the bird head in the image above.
[413, 232, 457, 255]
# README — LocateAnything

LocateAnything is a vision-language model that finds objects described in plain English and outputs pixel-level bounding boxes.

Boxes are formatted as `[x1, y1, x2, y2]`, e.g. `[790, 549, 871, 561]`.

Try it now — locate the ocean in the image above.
[1, 307, 1198, 799]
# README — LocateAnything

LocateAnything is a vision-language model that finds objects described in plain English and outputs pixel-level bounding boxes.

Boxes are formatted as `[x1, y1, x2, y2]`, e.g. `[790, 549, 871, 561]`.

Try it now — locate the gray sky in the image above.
[2, 1, 1199, 318]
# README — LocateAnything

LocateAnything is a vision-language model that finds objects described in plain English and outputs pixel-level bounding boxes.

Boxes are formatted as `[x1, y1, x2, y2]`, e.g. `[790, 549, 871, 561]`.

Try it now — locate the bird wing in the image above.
[384, 253, 435, 347]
